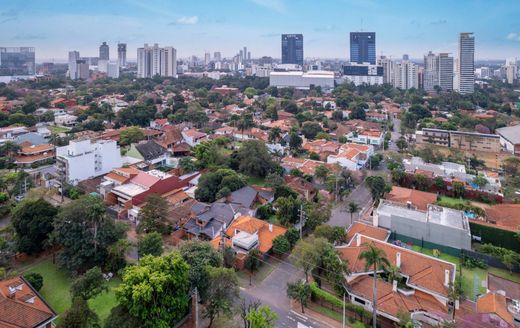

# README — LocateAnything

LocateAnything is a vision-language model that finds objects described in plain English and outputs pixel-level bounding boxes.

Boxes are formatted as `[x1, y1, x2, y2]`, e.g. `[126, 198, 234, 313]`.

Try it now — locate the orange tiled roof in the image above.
[484, 204, 520, 231]
[15, 152, 54, 164]
[0, 276, 56, 328]
[345, 222, 389, 244]
[338, 235, 455, 297]
[385, 186, 437, 211]
[19, 144, 54, 155]
[477, 293, 513, 325]
[225, 215, 287, 254]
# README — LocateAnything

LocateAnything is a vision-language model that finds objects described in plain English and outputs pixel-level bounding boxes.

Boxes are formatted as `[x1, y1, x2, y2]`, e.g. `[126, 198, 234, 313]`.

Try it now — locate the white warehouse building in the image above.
[269, 71, 335, 90]
[56, 139, 123, 185]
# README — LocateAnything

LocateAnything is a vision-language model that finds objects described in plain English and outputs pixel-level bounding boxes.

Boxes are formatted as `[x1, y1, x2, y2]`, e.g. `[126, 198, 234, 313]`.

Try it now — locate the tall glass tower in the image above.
[281, 34, 303, 65]
[458, 32, 475, 94]
[350, 32, 376, 64]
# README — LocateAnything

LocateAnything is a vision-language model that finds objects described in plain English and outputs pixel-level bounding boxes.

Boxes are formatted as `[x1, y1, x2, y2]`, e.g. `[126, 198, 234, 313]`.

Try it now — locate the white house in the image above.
[181, 129, 208, 147]
[327, 143, 374, 170]
[56, 139, 123, 185]
[54, 114, 77, 127]
[347, 129, 384, 146]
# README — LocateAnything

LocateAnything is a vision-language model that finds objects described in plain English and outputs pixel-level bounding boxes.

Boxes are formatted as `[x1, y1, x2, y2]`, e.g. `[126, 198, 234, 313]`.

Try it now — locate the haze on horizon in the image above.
[1, 0, 519, 61]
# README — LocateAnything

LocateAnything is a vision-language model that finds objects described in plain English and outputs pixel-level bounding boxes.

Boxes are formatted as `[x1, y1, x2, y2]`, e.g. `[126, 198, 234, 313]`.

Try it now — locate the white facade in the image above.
[107, 62, 120, 78]
[137, 44, 177, 78]
[393, 61, 418, 90]
[56, 139, 123, 185]
[344, 74, 383, 86]
[424, 52, 454, 92]
[54, 114, 77, 126]
[269, 71, 335, 90]
[68, 51, 80, 79]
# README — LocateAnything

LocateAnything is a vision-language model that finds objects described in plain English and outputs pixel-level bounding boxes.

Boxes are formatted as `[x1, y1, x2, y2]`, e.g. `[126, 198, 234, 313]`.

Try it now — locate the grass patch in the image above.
[308, 302, 343, 322]
[437, 196, 467, 207]
[48, 125, 70, 134]
[26, 258, 120, 323]
[237, 257, 276, 286]
[488, 267, 520, 283]
[246, 175, 267, 187]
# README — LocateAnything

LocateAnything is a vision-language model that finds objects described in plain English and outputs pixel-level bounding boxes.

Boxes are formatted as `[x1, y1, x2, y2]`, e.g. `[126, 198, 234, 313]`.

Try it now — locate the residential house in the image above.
[15, 142, 55, 168]
[496, 124, 520, 156]
[54, 113, 78, 126]
[385, 186, 438, 211]
[281, 157, 336, 176]
[126, 140, 168, 166]
[345, 222, 390, 244]
[150, 118, 170, 130]
[366, 112, 388, 122]
[327, 143, 374, 170]
[182, 129, 208, 147]
[476, 292, 520, 327]
[346, 128, 384, 146]
[303, 139, 341, 161]
[374, 200, 472, 250]
[284, 176, 317, 200]
[0, 276, 57, 328]
[337, 232, 457, 326]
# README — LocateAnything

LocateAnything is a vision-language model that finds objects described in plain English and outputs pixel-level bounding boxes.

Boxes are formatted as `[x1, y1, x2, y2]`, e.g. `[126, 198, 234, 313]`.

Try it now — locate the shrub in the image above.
[309, 282, 370, 321]
[23, 272, 43, 291]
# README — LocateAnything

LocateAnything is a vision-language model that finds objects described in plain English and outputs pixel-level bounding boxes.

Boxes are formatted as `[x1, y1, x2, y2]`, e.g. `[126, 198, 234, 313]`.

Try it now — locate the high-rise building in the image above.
[68, 51, 80, 79]
[424, 52, 454, 92]
[137, 43, 177, 78]
[204, 52, 211, 66]
[378, 56, 395, 84]
[457, 32, 475, 94]
[0, 47, 35, 76]
[281, 34, 303, 65]
[213, 52, 221, 62]
[76, 59, 90, 80]
[350, 32, 376, 64]
[247, 51, 251, 61]
[505, 58, 517, 84]
[99, 42, 109, 61]
[107, 62, 120, 78]
[438, 53, 454, 91]
[117, 43, 127, 68]
[243, 46, 247, 61]
[393, 60, 418, 90]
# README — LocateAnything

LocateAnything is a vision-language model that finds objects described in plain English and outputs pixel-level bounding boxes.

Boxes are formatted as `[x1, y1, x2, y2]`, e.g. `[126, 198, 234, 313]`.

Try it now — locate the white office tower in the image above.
[137, 44, 177, 78]
[117, 43, 127, 68]
[457, 32, 475, 94]
[393, 60, 418, 90]
[98, 59, 108, 73]
[161, 47, 177, 77]
[378, 56, 395, 85]
[68, 51, 80, 79]
[438, 53, 454, 91]
[107, 62, 120, 78]
[204, 52, 211, 66]
[505, 57, 517, 84]
[423, 51, 438, 92]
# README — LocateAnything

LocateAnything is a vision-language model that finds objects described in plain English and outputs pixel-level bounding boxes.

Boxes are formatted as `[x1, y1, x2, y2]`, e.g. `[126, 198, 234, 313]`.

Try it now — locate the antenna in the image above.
[360, 18, 364, 32]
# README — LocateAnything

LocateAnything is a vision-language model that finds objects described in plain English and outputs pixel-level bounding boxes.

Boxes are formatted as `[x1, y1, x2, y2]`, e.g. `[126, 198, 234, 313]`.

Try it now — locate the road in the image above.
[328, 181, 372, 228]
[387, 117, 402, 152]
[240, 260, 332, 328]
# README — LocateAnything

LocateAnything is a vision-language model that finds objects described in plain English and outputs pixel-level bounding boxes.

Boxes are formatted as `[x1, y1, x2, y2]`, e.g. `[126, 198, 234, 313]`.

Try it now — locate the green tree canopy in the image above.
[137, 194, 170, 234]
[70, 266, 108, 300]
[138, 232, 163, 258]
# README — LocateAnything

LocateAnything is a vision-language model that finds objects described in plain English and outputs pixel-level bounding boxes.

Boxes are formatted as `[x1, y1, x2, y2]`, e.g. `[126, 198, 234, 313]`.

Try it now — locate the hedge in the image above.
[469, 222, 520, 252]
[309, 282, 370, 320]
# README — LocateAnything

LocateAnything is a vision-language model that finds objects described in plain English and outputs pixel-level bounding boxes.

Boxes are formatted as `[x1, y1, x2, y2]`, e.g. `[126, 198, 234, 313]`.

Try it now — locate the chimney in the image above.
[356, 234, 361, 246]
[392, 280, 398, 292]
[268, 224, 273, 232]
[396, 252, 401, 268]
[444, 269, 450, 287]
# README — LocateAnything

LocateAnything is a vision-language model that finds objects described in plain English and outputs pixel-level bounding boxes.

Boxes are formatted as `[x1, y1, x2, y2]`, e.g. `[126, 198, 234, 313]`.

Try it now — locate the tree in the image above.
[0, 141, 20, 168]
[103, 305, 141, 328]
[180, 240, 222, 301]
[314, 165, 330, 183]
[245, 305, 278, 328]
[70, 266, 108, 300]
[179, 157, 196, 174]
[300, 122, 323, 139]
[447, 276, 463, 320]
[359, 243, 390, 328]
[350, 106, 366, 120]
[287, 281, 310, 313]
[23, 272, 43, 291]
[237, 112, 254, 135]
[138, 232, 163, 258]
[11, 198, 57, 254]
[245, 248, 262, 286]
[137, 194, 169, 234]
[314, 224, 345, 245]
[116, 253, 190, 328]
[268, 127, 282, 143]
[275, 196, 300, 226]
[54, 195, 123, 273]
[472, 174, 487, 190]
[204, 267, 239, 328]
[414, 174, 429, 191]
[265, 172, 284, 189]
[396, 137, 408, 151]
[347, 202, 360, 223]
[244, 87, 257, 99]
[292, 239, 318, 282]
[366, 176, 390, 201]
[195, 168, 245, 202]
[57, 297, 99, 328]
[285, 228, 300, 248]
[237, 140, 274, 178]
[272, 235, 290, 255]
[452, 181, 465, 198]
[289, 131, 302, 152]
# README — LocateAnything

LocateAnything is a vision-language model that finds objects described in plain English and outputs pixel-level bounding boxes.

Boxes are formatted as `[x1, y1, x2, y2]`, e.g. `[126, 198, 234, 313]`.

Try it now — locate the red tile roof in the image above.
[477, 293, 513, 325]
[385, 186, 437, 211]
[345, 222, 389, 244]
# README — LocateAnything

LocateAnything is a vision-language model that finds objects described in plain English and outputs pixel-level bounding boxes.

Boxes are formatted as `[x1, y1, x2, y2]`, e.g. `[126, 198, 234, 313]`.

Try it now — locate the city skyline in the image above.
[1, 0, 520, 61]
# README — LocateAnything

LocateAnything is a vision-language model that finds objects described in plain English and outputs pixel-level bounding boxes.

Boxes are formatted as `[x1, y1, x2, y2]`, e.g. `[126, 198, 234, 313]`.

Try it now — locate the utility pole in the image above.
[342, 293, 346, 328]
[298, 204, 306, 239]
[194, 287, 199, 328]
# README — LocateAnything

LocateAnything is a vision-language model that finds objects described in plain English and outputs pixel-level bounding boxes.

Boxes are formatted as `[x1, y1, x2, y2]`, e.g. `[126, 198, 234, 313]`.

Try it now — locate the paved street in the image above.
[388, 117, 401, 152]
[328, 181, 372, 228]
[240, 260, 332, 328]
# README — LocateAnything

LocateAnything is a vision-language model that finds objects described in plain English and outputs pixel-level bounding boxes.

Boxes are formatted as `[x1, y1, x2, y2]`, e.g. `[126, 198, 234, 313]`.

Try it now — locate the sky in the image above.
[1, 0, 519, 62]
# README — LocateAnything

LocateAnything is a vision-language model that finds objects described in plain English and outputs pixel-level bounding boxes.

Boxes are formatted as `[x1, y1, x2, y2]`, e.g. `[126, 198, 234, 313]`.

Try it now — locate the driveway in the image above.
[240, 259, 331, 328]
[328, 181, 372, 228]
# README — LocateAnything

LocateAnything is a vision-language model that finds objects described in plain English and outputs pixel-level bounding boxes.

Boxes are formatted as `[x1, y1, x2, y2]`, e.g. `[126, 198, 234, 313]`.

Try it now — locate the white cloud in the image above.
[507, 32, 520, 41]
[174, 16, 199, 25]
[249, 0, 285, 13]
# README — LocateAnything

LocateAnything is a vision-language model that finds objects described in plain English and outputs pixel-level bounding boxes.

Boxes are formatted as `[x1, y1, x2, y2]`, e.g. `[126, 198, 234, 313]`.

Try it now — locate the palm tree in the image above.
[359, 243, 390, 328]
[268, 127, 282, 143]
[347, 202, 360, 224]
[385, 264, 401, 284]
[0, 141, 20, 170]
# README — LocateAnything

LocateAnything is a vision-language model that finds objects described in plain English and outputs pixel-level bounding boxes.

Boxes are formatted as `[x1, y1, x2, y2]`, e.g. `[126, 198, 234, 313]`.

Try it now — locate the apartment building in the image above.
[416, 128, 501, 153]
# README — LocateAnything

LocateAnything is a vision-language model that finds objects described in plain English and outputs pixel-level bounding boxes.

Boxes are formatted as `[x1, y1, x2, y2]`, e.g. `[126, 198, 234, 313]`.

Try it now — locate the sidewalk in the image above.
[290, 300, 343, 328]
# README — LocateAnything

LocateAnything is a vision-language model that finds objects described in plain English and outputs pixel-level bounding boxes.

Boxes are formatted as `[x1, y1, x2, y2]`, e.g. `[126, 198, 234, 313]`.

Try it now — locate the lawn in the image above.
[436, 196, 467, 207]
[48, 125, 71, 134]
[411, 245, 520, 300]
[25, 259, 120, 323]
[246, 175, 267, 187]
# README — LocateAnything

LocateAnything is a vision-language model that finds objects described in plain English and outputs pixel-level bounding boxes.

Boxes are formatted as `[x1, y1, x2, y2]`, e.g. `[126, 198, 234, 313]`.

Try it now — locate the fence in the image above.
[469, 222, 520, 252]
[389, 232, 462, 257]
[461, 249, 520, 274]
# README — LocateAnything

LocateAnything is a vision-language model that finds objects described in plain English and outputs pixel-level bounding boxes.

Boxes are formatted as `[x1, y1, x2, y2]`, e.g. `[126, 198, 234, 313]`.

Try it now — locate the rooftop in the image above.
[497, 124, 520, 144]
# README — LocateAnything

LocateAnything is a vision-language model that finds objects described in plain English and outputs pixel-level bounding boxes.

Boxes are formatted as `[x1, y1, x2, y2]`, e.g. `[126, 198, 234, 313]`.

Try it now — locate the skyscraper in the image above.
[393, 60, 418, 90]
[137, 44, 177, 78]
[350, 32, 376, 64]
[457, 32, 475, 94]
[281, 34, 303, 65]
[423, 51, 438, 92]
[99, 42, 109, 60]
[68, 50, 80, 79]
[213, 52, 221, 62]
[0, 47, 35, 76]
[204, 52, 211, 66]
[438, 53, 454, 91]
[117, 43, 127, 68]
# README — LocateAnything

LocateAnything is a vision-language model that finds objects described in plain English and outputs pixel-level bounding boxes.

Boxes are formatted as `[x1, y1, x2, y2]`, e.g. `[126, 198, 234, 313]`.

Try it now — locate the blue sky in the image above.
[1, 0, 519, 61]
